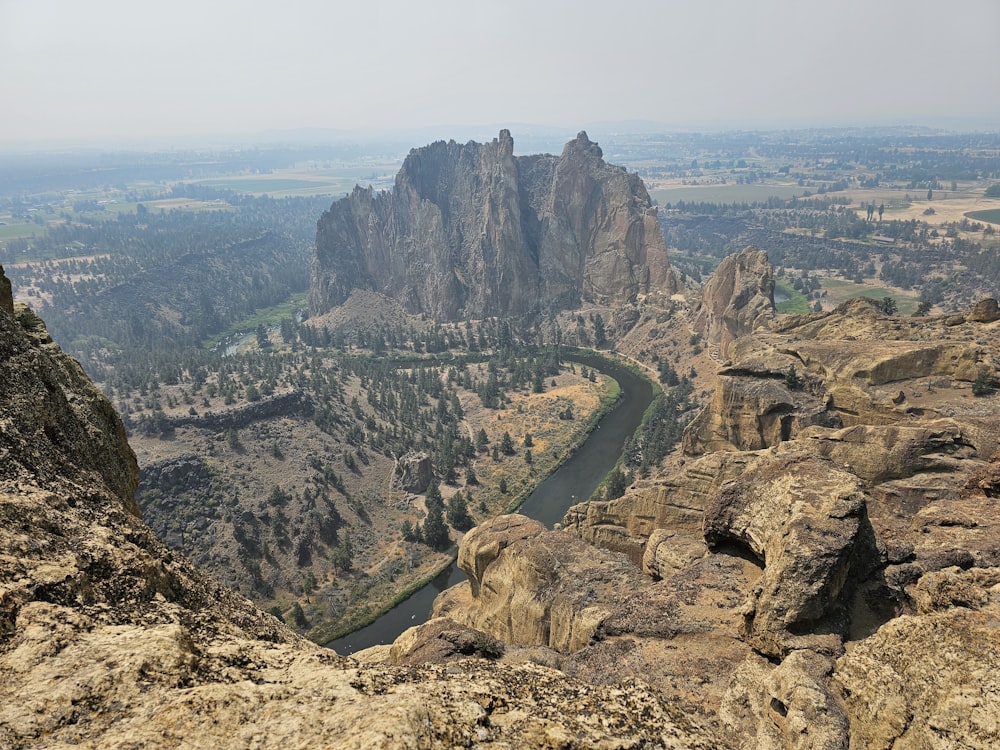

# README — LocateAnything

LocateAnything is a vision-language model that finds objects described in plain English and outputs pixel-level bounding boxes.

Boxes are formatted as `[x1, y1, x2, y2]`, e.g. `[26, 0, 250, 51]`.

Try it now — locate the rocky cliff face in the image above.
[693, 246, 775, 358]
[0, 265, 715, 747]
[435, 256, 1000, 748]
[310, 130, 674, 321]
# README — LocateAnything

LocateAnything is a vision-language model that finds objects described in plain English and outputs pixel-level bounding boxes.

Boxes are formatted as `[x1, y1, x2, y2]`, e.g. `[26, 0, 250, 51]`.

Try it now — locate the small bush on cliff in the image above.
[973, 366, 997, 396]
[785, 365, 802, 391]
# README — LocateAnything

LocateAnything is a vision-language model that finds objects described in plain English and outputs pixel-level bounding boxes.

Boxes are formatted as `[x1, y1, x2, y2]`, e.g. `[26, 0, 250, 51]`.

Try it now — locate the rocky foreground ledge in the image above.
[419, 254, 1000, 749]
[0, 265, 714, 748]
[5, 247, 1000, 748]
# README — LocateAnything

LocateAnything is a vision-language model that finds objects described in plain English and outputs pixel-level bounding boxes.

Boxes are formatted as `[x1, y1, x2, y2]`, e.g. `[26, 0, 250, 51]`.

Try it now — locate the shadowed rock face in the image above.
[703, 452, 883, 657]
[310, 130, 674, 321]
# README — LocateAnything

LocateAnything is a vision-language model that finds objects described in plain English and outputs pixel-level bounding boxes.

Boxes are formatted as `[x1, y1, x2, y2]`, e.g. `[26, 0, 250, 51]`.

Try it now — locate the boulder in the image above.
[834, 600, 1000, 750]
[967, 297, 1000, 323]
[457, 514, 546, 596]
[441, 515, 645, 652]
[703, 453, 883, 656]
[395, 451, 432, 494]
[721, 650, 849, 750]
[642, 528, 708, 578]
[388, 617, 504, 665]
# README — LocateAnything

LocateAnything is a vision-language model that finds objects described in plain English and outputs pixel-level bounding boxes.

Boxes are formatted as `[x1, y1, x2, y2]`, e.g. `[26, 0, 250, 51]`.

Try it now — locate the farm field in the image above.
[649, 182, 807, 205]
[194, 165, 399, 197]
[775, 276, 921, 316]
[820, 278, 920, 315]
[967, 208, 1000, 225]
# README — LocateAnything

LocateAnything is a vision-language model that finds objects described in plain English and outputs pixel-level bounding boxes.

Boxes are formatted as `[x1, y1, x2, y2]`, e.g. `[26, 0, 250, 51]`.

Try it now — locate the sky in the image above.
[1, 0, 998, 147]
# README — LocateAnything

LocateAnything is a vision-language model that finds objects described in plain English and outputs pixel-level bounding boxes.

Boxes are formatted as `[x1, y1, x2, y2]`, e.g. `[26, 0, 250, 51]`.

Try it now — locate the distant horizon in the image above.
[3, 0, 997, 152]
[2, 114, 999, 155]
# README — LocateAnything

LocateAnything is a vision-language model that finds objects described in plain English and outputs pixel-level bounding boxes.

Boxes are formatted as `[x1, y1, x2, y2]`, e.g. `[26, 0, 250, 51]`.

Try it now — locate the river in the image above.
[326, 353, 655, 655]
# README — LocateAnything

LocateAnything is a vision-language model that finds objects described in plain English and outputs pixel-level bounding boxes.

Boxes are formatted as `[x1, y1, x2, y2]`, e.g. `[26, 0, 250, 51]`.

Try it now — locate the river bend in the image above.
[327, 354, 654, 654]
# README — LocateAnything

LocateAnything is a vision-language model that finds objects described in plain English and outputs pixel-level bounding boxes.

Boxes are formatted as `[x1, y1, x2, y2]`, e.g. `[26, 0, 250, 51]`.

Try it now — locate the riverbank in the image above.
[313, 357, 620, 645]
[326, 352, 656, 653]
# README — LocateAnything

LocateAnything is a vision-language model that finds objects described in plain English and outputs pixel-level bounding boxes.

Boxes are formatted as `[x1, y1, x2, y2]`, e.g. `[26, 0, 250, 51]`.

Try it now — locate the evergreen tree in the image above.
[973, 366, 996, 396]
[604, 468, 629, 500]
[592, 313, 606, 347]
[446, 491, 474, 531]
[332, 532, 353, 571]
[401, 519, 420, 542]
[290, 601, 308, 629]
[499, 431, 515, 455]
[879, 297, 898, 315]
[784, 365, 802, 391]
[426, 479, 442, 504]
[422, 500, 450, 550]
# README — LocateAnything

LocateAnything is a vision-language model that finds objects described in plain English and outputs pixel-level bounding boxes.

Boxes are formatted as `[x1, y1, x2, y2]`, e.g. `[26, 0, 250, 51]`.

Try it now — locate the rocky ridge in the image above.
[0, 264, 715, 748]
[405, 252, 1000, 748]
[310, 130, 675, 321]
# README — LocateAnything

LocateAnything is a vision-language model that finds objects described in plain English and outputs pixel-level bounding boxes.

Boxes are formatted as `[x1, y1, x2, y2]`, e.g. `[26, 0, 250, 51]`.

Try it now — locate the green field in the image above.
[208, 292, 309, 348]
[652, 183, 807, 206]
[966, 209, 1000, 225]
[774, 280, 811, 314]
[0, 221, 40, 242]
[775, 277, 920, 316]
[821, 278, 919, 314]
[196, 177, 346, 196]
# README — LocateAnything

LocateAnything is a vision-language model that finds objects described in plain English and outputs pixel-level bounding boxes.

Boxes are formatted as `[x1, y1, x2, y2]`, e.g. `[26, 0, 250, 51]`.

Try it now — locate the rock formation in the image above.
[439, 256, 1000, 748]
[0, 264, 716, 747]
[693, 246, 775, 358]
[310, 130, 675, 321]
[434, 515, 647, 653]
[394, 451, 432, 494]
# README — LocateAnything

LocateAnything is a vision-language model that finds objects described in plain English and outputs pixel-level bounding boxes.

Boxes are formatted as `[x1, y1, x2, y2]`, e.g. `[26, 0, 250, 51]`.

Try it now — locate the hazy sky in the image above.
[2, 0, 997, 146]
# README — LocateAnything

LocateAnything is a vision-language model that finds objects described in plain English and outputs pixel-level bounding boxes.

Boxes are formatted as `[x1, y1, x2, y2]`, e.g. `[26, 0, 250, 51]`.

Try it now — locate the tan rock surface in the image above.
[703, 453, 884, 656]
[834, 601, 1000, 750]
[388, 617, 504, 665]
[721, 649, 849, 750]
[554, 263, 1000, 746]
[641, 528, 708, 578]
[438, 515, 646, 653]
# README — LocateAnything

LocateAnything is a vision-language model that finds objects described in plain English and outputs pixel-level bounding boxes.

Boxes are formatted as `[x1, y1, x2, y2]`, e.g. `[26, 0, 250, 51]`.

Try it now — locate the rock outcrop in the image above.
[693, 247, 775, 358]
[435, 514, 646, 653]
[703, 452, 883, 657]
[394, 451, 432, 494]
[310, 130, 675, 321]
[387, 617, 504, 666]
[441, 253, 1000, 748]
[0, 265, 718, 747]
